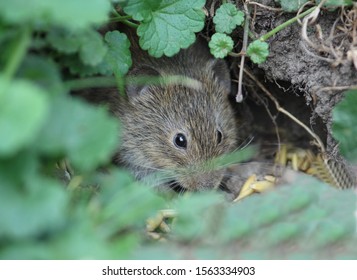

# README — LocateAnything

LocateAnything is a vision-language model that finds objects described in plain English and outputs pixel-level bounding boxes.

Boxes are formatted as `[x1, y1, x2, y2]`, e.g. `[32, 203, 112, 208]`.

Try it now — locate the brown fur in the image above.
[77, 35, 248, 192]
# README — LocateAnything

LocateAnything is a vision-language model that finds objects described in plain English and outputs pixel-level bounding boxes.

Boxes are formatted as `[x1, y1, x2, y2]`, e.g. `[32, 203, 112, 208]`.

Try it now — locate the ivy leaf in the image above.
[0, 77, 48, 156]
[123, 0, 206, 57]
[208, 33, 234, 58]
[213, 3, 244, 34]
[247, 40, 269, 64]
[36, 95, 120, 172]
[104, 31, 132, 77]
[332, 90, 357, 163]
[275, 0, 309, 12]
[0, 0, 111, 30]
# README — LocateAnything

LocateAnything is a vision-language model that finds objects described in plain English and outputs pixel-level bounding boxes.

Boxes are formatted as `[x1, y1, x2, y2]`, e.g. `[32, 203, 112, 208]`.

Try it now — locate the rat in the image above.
[77, 35, 251, 194]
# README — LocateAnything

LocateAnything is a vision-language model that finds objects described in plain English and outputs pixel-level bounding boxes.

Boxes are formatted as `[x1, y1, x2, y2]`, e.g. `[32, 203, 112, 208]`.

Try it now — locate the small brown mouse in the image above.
[78, 35, 250, 193]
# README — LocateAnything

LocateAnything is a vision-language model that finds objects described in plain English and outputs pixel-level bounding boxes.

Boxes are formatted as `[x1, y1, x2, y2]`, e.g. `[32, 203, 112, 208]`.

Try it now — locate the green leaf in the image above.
[79, 30, 107, 66]
[213, 146, 256, 167]
[95, 170, 166, 236]
[173, 192, 224, 241]
[208, 33, 234, 58]
[213, 3, 244, 34]
[104, 31, 132, 77]
[0, 0, 111, 30]
[0, 176, 68, 240]
[61, 54, 113, 77]
[0, 77, 48, 156]
[36, 95, 120, 171]
[122, 0, 159, 21]
[123, 0, 206, 57]
[247, 40, 269, 64]
[332, 90, 357, 163]
[48, 28, 108, 67]
[275, 0, 309, 12]
[47, 29, 81, 54]
[18, 55, 64, 95]
[316, 0, 353, 7]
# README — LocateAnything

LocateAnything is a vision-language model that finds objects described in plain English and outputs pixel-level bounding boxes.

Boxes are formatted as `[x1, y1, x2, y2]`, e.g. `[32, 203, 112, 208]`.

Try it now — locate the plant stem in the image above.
[110, 9, 138, 28]
[259, 6, 317, 42]
[121, 19, 139, 28]
[110, 15, 132, 21]
[64, 77, 118, 90]
[3, 27, 31, 80]
[235, 3, 250, 103]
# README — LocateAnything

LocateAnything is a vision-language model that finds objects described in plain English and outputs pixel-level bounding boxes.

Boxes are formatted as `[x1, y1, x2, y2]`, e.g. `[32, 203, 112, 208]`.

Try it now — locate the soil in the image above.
[221, 1, 357, 159]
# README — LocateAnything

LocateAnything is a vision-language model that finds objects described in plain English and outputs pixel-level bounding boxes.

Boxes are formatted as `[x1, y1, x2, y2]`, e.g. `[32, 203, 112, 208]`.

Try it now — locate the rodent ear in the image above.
[206, 59, 231, 93]
[126, 65, 161, 98]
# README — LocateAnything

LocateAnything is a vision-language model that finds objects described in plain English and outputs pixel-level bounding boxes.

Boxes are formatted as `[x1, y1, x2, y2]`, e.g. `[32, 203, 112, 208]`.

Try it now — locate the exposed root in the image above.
[243, 69, 326, 154]
[300, 4, 357, 69]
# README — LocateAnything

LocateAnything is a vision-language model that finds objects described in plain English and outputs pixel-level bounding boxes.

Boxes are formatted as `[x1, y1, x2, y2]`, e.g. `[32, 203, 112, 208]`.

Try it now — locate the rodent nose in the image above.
[179, 170, 224, 191]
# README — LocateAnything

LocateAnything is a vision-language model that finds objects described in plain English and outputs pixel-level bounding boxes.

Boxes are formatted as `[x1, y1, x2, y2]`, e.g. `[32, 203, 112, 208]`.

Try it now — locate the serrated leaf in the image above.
[332, 90, 357, 163]
[276, 0, 309, 12]
[122, 0, 159, 21]
[104, 31, 132, 77]
[0, 77, 48, 156]
[123, 0, 206, 57]
[36, 95, 120, 171]
[247, 40, 269, 64]
[208, 33, 234, 58]
[0, 0, 111, 30]
[213, 3, 244, 34]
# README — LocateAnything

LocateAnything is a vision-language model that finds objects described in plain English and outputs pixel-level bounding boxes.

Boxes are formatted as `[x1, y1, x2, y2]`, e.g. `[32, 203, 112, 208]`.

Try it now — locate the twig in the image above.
[243, 69, 326, 154]
[316, 85, 357, 95]
[247, 1, 282, 12]
[235, 2, 250, 103]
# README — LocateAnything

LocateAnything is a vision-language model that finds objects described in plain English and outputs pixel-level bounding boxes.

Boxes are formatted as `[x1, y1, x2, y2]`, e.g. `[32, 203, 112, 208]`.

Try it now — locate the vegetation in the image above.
[0, 0, 356, 259]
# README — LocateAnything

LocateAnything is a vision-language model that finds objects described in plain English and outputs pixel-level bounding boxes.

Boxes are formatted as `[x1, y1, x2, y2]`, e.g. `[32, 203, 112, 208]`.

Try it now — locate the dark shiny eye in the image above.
[217, 130, 223, 144]
[174, 133, 187, 149]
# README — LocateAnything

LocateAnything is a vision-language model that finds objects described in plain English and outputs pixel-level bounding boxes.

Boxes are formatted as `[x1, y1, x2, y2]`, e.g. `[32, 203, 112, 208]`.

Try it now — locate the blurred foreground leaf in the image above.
[332, 90, 357, 163]
[36, 95, 120, 171]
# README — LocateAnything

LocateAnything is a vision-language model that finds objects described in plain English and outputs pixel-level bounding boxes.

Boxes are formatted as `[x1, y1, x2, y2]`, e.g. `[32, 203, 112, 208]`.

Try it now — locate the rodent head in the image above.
[117, 58, 242, 192]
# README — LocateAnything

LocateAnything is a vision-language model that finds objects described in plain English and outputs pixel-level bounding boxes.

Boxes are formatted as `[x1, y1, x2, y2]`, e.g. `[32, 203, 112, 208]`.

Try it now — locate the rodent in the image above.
[78, 35, 249, 194]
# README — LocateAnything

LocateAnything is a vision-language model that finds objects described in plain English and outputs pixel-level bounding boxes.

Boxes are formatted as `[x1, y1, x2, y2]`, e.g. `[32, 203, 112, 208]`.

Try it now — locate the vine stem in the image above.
[259, 6, 317, 42]
[3, 27, 31, 80]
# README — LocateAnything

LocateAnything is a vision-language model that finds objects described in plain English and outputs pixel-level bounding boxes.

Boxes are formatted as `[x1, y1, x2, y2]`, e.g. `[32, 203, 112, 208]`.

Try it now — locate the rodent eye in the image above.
[217, 130, 223, 144]
[174, 133, 187, 149]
